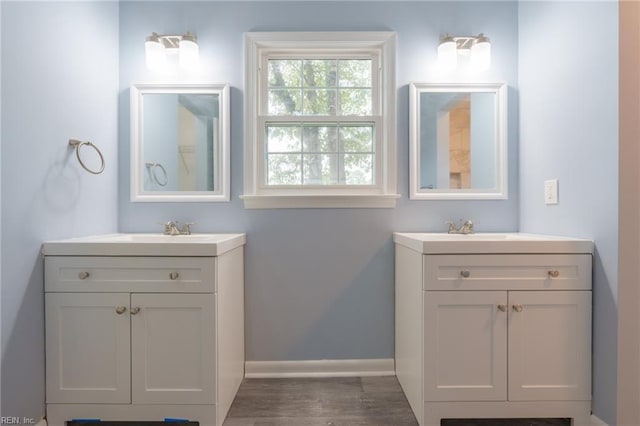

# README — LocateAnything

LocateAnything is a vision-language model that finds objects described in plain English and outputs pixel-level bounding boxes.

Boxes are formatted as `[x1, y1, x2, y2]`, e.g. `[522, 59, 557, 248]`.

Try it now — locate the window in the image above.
[243, 32, 398, 208]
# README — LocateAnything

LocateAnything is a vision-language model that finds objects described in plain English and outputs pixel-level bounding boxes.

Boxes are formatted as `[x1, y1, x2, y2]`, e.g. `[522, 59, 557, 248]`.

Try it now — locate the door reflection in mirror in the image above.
[420, 92, 495, 190]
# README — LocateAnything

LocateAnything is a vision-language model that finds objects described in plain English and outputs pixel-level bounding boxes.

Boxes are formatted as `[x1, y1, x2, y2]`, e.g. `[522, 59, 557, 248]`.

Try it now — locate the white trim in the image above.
[241, 194, 399, 209]
[244, 358, 395, 378]
[243, 31, 397, 209]
[36, 418, 47, 426]
[590, 414, 609, 426]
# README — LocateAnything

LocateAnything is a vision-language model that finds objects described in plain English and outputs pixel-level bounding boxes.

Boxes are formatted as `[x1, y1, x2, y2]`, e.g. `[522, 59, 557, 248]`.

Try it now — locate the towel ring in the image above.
[146, 162, 168, 187]
[69, 139, 105, 175]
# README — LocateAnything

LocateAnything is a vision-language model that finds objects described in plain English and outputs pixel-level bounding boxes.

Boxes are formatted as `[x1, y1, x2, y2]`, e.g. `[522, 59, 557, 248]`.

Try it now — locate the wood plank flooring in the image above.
[224, 376, 418, 425]
[223, 377, 571, 426]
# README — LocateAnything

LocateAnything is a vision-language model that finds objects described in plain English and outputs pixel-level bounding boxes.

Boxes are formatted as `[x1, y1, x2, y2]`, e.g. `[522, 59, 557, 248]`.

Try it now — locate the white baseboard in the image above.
[591, 414, 608, 426]
[245, 358, 395, 378]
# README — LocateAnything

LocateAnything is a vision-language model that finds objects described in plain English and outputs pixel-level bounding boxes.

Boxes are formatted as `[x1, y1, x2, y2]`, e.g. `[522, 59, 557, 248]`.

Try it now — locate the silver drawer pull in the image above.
[497, 304, 507, 312]
[130, 307, 141, 315]
[78, 271, 90, 280]
[460, 270, 471, 278]
[548, 270, 560, 278]
[115, 306, 127, 315]
[169, 272, 180, 280]
[512, 304, 524, 313]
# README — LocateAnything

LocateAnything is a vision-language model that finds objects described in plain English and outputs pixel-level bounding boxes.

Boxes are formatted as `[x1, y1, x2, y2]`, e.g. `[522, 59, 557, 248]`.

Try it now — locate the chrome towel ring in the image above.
[68, 139, 105, 175]
[146, 162, 168, 186]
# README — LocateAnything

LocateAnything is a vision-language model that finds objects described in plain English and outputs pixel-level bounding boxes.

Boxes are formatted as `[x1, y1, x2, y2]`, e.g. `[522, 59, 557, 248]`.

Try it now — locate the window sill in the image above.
[240, 194, 400, 209]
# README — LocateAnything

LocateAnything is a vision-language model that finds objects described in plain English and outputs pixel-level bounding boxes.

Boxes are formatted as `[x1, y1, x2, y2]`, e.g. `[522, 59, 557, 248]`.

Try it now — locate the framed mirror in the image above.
[130, 84, 230, 202]
[409, 82, 507, 200]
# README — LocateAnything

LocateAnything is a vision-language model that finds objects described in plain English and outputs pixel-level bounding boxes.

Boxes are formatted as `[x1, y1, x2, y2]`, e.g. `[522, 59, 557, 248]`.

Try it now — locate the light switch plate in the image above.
[544, 179, 559, 205]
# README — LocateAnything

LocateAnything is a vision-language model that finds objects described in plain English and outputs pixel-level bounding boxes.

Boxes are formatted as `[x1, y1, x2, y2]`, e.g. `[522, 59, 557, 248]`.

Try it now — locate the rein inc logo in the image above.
[1, 418, 35, 425]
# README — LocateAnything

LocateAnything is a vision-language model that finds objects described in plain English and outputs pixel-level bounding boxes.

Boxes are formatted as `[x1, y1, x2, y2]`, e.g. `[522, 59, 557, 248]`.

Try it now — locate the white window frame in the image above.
[243, 32, 398, 209]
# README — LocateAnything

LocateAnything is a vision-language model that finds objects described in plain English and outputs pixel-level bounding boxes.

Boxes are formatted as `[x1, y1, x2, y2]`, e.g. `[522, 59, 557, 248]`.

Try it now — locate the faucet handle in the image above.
[180, 223, 194, 235]
[460, 219, 475, 234]
[445, 220, 457, 234]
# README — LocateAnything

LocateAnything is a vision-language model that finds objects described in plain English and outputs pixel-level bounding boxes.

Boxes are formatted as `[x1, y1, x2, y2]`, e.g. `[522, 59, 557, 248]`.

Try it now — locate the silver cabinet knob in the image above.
[130, 307, 141, 315]
[78, 271, 90, 280]
[115, 306, 127, 315]
[460, 270, 471, 278]
[548, 270, 560, 278]
[512, 304, 524, 313]
[497, 304, 507, 312]
[169, 272, 180, 280]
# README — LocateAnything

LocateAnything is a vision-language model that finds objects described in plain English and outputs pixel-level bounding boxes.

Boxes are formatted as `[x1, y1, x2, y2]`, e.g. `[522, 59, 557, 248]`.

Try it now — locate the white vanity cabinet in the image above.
[394, 233, 594, 426]
[42, 234, 246, 426]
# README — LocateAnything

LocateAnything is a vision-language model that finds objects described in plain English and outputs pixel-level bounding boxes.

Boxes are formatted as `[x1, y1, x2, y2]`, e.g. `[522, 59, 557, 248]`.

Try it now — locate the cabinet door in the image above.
[45, 293, 131, 403]
[508, 291, 591, 401]
[131, 293, 216, 404]
[424, 291, 508, 401]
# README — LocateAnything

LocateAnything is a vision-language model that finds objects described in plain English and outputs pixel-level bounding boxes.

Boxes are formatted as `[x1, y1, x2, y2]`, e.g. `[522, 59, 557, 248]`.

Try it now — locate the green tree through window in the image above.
[266, 58, 375, 186]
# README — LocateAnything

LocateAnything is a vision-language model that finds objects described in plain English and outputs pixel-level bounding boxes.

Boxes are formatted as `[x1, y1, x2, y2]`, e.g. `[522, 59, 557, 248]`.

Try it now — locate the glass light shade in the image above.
[471, 38, 491, 72]
[145, 38, 166, 71]
[179, 37, 199, 69]
[438, 38, 457, 72]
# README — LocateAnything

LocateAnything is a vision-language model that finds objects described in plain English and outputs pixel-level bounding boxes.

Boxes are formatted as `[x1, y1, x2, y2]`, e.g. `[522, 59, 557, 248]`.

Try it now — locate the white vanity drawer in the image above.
[423, 254, 592, 291]
[45, 256, 216, 293]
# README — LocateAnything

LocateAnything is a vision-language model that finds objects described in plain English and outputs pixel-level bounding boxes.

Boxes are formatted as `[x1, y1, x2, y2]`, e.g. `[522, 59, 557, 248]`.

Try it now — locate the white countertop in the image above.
[393, 232, 594, 254]
[42, 233, 246, 257]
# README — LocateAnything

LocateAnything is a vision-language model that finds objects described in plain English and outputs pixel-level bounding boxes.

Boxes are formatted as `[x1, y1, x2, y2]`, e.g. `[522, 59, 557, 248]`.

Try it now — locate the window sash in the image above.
[257, 116, 382, 192]
[260, 52, 381, 117]
[259, 52, 380, 190]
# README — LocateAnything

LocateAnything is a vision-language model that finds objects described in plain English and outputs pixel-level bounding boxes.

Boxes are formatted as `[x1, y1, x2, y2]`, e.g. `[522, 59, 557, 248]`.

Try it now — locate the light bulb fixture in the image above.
[144, 32, 199, 71]
[437, 35, 457, 72]
[179, 33, 199, 69]
[438, 33, 491, 72]
[470, 33, 491, 72]
[145, 33, 166, 71]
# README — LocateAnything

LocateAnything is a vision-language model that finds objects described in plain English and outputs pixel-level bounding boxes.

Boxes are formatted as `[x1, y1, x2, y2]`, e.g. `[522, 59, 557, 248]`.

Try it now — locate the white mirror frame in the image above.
[130, 83, 230, 202]
[409, 82, 507, 200]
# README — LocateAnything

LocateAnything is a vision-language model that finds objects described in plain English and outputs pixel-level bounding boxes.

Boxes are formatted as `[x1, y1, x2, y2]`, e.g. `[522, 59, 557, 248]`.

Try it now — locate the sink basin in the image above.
[393, 232, 593, 254]
[408, 233, 512, 240]
[87, 233, 238, 244]
[42, 233, 246, 256]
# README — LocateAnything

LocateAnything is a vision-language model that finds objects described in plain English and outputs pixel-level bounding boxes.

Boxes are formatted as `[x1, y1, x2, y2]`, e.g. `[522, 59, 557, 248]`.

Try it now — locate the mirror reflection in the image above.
[131, 84, 230, 202]
[143, 93, 218, 191]
[409, 83, 507, 200]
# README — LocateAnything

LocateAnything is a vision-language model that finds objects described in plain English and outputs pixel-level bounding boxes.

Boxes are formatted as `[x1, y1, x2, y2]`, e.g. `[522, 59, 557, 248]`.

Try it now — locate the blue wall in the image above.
[0, 1, 620, 423]
[518, 2, 619, 424]
[470, 93, 495, 188]
[0, 1, 119, 418]
[118, 0, 519, 362]
[143, 94, 180, 191]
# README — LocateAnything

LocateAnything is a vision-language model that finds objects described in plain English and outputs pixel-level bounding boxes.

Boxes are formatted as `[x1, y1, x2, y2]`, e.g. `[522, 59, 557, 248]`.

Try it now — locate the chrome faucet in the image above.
[447, 219, 475, 235]
[163, 221, 193, 235]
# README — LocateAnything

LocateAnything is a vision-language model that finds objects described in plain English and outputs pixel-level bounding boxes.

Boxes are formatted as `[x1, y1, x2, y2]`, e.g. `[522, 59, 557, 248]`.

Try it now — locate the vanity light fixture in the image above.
[145, 32, 199, 71]
[438, 33, 491, 72]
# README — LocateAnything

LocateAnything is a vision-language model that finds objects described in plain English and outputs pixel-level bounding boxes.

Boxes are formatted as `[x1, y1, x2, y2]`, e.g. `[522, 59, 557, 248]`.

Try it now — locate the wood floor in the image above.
[223, 377, 571, 426]
[223, 376, 418, 425]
